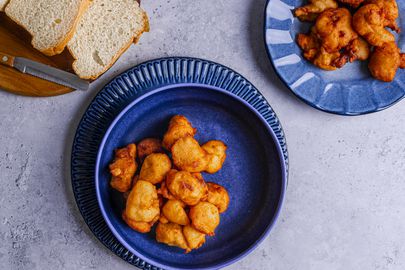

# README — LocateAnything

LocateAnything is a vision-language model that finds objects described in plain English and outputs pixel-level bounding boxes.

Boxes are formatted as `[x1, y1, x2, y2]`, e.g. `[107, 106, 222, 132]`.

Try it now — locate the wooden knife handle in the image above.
[0, 51, 15, 67]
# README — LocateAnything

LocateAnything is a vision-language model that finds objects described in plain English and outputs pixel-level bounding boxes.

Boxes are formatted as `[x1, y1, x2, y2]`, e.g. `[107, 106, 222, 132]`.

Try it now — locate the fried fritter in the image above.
[139, 153, 172, 184]
[295, 0, 338, 22]
[353, 4, 395, 47]
[137, 138, 164, 162]
[163, 115, 196, 150]
[202, 140, 227, 174]
[333, 37, 371, 68]
[125, 180, 160, 223]
[337, 0, 364, 8]
[297, 8, 359, 70]
[183, 225, 206, 251]
[365, 0, 400, 32]
[122, 211, 157, 233]
[205, 183, 230, 213]
[156, 222, 190, 252]
[122, 175, 139, 201]
[109, 144, 137, 192]
[346, 37, 371, 61]
[297, 33, 342, 70]
[314, 8, 358, 53]
[166, 170, 208, 206]
[162, 199, 190, 226]
[158, 181, 177, 200]
[368, 42, 405, 82]
[172, 136, 207, 172]
[189, 202, 220, 236]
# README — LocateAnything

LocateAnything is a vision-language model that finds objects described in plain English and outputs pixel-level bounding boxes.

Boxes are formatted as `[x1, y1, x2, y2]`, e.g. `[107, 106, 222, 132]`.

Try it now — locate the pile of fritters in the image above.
[108, 115, 230, 253]
[295, 0, 405, 82]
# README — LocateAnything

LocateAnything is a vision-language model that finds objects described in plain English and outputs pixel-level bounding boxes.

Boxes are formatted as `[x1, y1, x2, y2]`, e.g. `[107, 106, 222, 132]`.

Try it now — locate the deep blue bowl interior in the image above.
[96, 84, 286, 270]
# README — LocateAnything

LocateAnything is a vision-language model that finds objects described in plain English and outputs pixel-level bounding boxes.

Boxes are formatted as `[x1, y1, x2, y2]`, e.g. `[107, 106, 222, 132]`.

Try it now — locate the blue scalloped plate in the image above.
[264, 0, 405, 115]
[71, 58, 288, 270]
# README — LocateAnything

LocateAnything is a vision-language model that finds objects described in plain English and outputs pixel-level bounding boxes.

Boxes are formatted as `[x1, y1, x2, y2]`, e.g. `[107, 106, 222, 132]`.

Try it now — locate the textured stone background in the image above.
[1, 0, 405, 269]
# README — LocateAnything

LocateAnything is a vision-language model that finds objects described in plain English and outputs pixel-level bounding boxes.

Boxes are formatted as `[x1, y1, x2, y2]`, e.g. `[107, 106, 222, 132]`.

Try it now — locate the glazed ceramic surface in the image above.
[264, 0, 405, 115]
[71, 58, 288, 269]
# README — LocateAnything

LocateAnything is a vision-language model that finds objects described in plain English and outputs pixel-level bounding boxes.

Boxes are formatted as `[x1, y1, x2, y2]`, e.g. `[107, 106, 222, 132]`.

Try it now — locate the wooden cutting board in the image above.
[0, 14, 75, 97]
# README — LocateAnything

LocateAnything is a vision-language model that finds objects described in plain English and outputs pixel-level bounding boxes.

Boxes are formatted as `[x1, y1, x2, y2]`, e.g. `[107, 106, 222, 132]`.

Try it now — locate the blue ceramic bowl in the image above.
[95, 83, 287, 269]
[264, 0, 405, 115]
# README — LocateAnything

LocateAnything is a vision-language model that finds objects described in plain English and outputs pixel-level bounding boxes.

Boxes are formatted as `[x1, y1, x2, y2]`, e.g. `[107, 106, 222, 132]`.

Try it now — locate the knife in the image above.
[0, 51, 89, 91]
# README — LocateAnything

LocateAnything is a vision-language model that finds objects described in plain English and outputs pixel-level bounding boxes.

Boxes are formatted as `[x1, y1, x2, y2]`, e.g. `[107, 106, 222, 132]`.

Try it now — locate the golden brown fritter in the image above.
[202, 140, 227, 174]
[156, 222, 190, 252]
[109, 144, 138, 192]
[365, 0, 400, 32]
[189, 202, 220, 236]
[137, 138, 164, 162]
[297, 33, 342, 70]
[125, 180, 160, 223]
[297, 8, 359, 70]
[171, 136, 208, 172]
[162, 200, 190, 226]
[337, 0, 365, 8]
[122, 211, 157, 233]
[368, 42, 405, 82]
[139, 153, 172, 184]
[295, 0, 338, 22]
[163, 115, 196, 150]
[353, 4, 395, 47]
[314, 8, 358, 53]
[183, 225, 206, 251]
[205, 183, 230, 213]
[346, 37, 371, 62]
[166, 170, 208, 206]
[158, 181, 177, 200]
[333, 37, 371, 68]
[122, 175, 139, 202]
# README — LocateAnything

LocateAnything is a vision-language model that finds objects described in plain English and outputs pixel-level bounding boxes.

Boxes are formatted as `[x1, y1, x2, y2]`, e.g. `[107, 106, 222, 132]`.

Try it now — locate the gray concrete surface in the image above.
[1, 0, 405, 269]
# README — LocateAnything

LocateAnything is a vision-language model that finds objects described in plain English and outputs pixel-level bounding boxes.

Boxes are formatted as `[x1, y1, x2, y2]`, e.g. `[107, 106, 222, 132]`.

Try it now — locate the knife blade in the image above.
[0, 51, 89, 91]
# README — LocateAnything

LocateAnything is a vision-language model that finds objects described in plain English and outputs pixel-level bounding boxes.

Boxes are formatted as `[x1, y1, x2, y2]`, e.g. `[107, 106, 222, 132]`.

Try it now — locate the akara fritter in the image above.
[172, 136, 208, 172]
[297, 32, 339, 70]
[158, 181, 177, 200]
[368, 42, 405, 82]
[337, 0, 364, 8]
[125, 180, 160, 223]
[139, 153, 172, 184]
[156, 222, 190, 252]
[205, 183, 230, 213]
[137, 138, 164, 162]
[314, 8, 358, 53]
[297, 8, 360, 70]
[162, 115, 196, 150]
[162, 199, 190, 226]
[295, 0, 338, 22]
[189, 202, 220, 236]
[365, 0, 400, 32]
[353, 4, 395, 47]
[109, 144, 137, 192]
[202, 140, 227, 174]
[122, 211, 157, 233]
[183, 225, 206, 251]
[108, 115, 231, 253]
[166, 170, 208, 206]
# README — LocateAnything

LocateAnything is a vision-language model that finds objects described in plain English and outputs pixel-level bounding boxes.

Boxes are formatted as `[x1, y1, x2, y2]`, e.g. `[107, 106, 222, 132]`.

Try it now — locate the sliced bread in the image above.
[0, 0, 9, 11]
[67, 0, 149, 80]
[5, 0, 90, 56]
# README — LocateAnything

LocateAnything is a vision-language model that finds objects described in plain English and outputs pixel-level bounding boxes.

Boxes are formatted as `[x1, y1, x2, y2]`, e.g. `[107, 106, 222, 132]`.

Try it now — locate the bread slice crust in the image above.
[67, 5, 149, 80]
[5, 0, 91, 56]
